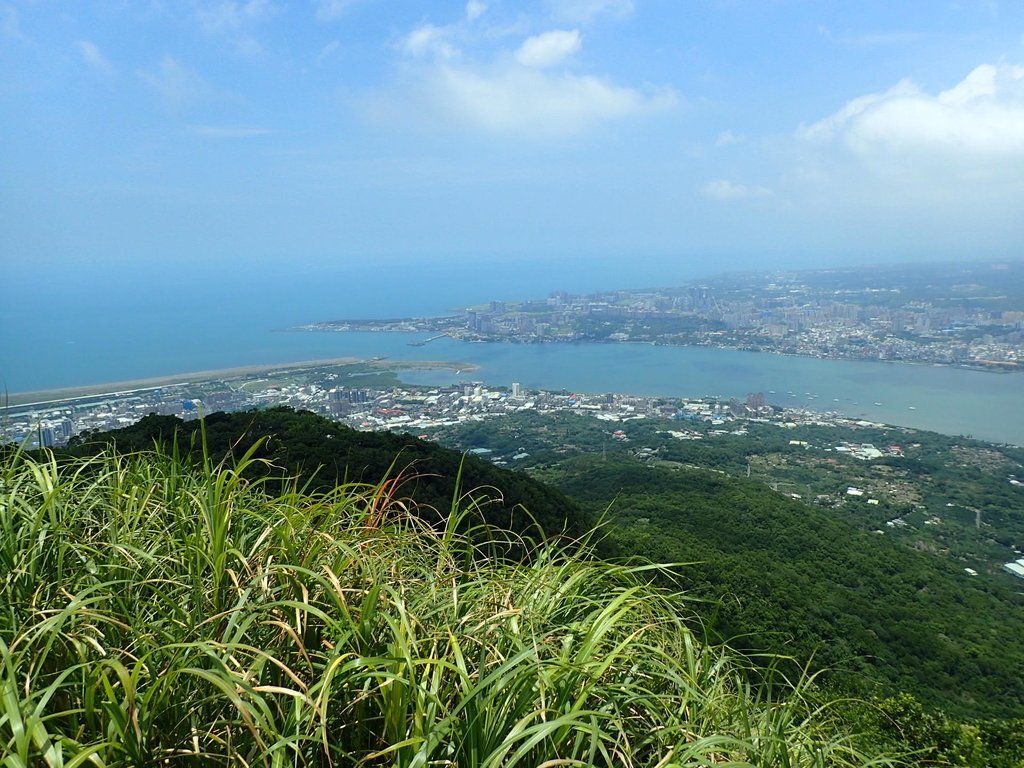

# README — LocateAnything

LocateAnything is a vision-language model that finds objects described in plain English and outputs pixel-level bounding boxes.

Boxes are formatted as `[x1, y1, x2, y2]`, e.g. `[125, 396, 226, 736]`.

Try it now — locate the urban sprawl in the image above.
[297, 265, 1024, 369]
[4, 362, 884, 449]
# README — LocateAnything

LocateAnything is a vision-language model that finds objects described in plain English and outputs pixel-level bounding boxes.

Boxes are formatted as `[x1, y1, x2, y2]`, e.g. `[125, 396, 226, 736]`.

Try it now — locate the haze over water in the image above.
[4, 262, 1021, 446]
[3, 258, 693, 390]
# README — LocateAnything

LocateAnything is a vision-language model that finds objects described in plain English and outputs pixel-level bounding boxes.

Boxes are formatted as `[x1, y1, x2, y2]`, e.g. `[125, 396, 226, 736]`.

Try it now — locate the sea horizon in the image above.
[3, 257, 711, 394]
[5, 259, 1022, 445]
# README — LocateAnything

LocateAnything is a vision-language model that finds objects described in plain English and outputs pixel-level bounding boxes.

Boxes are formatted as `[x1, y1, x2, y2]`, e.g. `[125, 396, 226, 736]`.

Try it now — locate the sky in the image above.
[2, 0, 1024, 281]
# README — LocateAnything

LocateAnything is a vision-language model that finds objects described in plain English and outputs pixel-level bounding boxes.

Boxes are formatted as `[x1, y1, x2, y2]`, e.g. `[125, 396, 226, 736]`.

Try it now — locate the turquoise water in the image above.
[3, 262, 1021, 444]
[395, 338, 1024, 445]
[1, 259, 687, 391]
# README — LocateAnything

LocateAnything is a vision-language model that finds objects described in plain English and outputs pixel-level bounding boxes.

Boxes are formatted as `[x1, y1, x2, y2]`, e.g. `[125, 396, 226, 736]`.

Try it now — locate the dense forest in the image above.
[433, 411, 1024, 717]
[548, 455, 1024, 718]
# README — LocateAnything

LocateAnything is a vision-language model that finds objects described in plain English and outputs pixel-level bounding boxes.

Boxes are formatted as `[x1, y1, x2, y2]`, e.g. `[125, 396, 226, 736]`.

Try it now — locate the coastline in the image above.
[289, 324, 1023, 375]
[5, 357, 476, 408]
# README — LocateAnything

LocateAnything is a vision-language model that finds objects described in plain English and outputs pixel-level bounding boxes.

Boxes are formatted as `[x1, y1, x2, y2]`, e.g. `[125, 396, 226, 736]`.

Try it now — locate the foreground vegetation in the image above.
[50, 409, 1024, 761]
[1, 442, 896, 766]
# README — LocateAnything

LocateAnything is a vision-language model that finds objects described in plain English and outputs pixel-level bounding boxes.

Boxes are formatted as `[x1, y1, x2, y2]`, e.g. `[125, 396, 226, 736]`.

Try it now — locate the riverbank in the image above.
[6, 333, 1022, 445]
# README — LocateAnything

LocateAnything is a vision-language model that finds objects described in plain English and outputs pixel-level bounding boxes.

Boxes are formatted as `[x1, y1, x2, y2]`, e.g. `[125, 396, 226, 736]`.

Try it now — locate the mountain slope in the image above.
[549, 455, 1024, 719]
[65, 408, 595, 548]
[63, 409, 1024, 719]
[5, 445, 893, 766]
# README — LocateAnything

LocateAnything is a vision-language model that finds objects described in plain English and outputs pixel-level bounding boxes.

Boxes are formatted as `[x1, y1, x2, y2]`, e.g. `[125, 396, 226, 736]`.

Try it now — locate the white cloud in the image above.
[78, 40, 115, 75]
[548, 0, 633, 23]
[318, 40, 340, 62]
[800, 63, 1024, 157]
[140, 56, 214, 110]
[702, 179, 773, 200]
[780, 61, 1024, 242]
[235, 37, 265, 59]
[197, 0, 274, 33]
[315, 0, 355, 22]
[515, 29, 581, 68]
[401, 23, 460, 59]
[417, 64, 675, 136]
[372, 6, 674, 137]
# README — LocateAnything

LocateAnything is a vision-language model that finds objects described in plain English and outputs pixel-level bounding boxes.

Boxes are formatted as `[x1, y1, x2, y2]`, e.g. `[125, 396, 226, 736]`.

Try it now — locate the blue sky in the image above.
[3, 0, 1024, 279]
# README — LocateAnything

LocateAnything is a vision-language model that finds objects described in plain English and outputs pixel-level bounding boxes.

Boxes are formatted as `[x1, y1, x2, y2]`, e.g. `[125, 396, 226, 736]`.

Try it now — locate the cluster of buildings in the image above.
[304, 265, 1024, 372]
[833, 442, 905, 460]
[3, 353, 853, 452]
[1003, 556, 1024, 580]
[324, 384, 775, 435]
[447, 284, 1024, 369]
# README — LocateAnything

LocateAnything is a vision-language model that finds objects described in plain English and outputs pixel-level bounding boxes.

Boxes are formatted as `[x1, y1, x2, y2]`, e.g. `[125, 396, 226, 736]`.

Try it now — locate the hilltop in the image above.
[63, 408, 594, 552]
[4, 433, 898, 766]
[62, 409, 1024, 719]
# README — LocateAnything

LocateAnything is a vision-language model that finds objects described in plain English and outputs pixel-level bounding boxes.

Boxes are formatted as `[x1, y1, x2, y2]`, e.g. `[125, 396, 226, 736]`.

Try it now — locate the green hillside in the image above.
[64, 409, 1024, 717]
[547, 455, 1024, 720]
[50, 408, 1024, 762]
[65, 408, 594, 552]
[2, 441, 893, 766]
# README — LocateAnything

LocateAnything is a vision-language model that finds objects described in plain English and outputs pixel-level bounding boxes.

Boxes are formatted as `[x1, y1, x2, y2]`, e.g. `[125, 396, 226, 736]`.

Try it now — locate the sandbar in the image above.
[5, 357, 476, 408]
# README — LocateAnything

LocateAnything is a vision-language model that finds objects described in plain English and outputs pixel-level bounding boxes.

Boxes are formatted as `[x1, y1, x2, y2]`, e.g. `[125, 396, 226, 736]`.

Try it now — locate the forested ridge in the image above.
[65, 408, 593, 548]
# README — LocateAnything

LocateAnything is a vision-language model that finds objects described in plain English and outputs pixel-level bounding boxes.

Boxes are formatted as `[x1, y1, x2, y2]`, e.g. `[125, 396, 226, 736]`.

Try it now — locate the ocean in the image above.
[3, 260, 1022, 444]
[3, 257, 695, 391]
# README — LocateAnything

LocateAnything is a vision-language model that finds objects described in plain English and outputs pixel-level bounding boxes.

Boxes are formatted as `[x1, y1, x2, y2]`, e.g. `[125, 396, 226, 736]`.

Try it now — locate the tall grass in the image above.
[0, 444, 895, 767]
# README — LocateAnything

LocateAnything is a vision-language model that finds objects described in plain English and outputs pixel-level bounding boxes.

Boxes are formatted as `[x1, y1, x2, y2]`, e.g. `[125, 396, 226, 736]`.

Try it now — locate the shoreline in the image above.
[287, 325, 1023, 375]
[5, 357, 477, 408]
